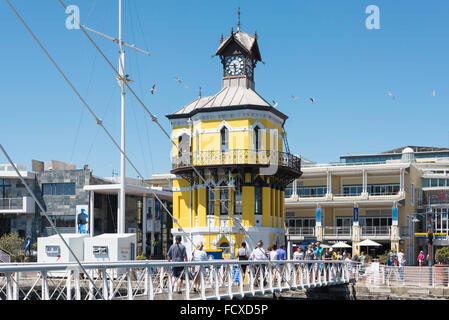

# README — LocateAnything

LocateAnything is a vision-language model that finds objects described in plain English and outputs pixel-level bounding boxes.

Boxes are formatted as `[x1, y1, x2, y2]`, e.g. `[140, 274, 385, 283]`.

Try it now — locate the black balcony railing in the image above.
[172, 149, 301, 172]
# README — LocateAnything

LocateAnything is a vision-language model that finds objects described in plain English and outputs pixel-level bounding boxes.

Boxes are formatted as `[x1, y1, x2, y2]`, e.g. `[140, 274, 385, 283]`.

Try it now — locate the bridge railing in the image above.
[352, 263, 449, 288]
[0, 260, 349, 300]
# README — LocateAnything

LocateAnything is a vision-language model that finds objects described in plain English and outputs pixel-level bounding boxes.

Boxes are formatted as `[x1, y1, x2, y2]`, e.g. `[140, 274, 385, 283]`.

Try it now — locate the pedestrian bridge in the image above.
[0, 260, 350, 300]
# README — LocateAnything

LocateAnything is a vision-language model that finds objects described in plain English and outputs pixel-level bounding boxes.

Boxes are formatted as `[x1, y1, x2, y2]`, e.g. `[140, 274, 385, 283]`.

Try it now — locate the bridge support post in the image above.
[74, 269, 81, 300]
[102, 268, 109, 300]
[42, 271, 49, 300]
[127, 268, 133, 300]
[5, 272, 13, 300]
[67, 270, 72, 300]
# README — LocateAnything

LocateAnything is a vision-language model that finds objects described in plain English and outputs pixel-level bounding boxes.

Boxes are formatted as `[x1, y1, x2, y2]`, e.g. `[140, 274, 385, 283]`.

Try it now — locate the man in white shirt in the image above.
[249, 240, 268, 286]
[397, 249, 406, 280]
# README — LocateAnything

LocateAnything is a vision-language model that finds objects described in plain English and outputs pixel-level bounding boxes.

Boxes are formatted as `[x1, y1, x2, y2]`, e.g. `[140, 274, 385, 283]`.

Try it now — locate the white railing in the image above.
[0, 260, 349, 300]
[361, 226, 390, 237]
[354, 263, 449, 288]
[324, 226, 352, 237]
[286, 227, 315, 236]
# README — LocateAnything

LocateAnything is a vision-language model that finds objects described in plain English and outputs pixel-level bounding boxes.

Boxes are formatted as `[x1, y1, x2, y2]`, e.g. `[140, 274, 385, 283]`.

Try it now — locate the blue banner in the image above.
[353, 207, 359, 224]
[315, 207, 322, 226]
[392, 206, 398, 225]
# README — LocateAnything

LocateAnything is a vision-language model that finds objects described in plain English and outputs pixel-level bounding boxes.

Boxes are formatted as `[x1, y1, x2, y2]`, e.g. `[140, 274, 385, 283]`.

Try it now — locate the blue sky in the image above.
[1, 0, 448, 178]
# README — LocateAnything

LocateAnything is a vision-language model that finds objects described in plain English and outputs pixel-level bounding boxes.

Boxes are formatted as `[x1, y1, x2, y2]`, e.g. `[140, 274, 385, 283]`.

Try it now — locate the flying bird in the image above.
[175, 77, 182, 83]
[291, 95, 298, 101]
[431, 90, 436, 97]
[150, 84, 156, 94]
[387, 91, 395, 99]
[310, 98, 316, 103]
[272, 100, 279, 108]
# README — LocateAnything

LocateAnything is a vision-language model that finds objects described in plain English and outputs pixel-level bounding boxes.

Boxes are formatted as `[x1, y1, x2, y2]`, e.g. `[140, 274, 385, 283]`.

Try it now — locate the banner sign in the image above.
[392, 206, 398, 226]
[353, 207, 359, 225]
[315, 207, 322, 226]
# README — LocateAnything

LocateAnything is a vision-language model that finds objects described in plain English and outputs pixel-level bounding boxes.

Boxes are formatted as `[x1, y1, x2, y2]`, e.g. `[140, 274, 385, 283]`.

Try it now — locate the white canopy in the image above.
[331, 242, 351, 248]
[319, 243, 331, 248]
[358, 239, 382, 247]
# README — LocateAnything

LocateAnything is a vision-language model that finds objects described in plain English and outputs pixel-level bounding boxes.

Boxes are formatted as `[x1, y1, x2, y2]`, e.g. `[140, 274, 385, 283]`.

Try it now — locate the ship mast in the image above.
[82, 0, 149, 234]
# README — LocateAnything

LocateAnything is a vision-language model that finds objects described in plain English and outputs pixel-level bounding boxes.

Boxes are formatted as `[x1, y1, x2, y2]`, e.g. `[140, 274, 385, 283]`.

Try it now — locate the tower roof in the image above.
[215, 30, 262, 61]
[166, 85, 287, 120]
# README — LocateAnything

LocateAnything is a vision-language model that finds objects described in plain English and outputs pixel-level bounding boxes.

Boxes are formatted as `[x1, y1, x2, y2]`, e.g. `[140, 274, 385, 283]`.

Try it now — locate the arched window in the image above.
[207, 187, 215, 216]
[254, 185, 262, 215]
[219, 241, 230, 254]
[254, 126, 260, 152]
[221, 127, 228, 152]
[178, 135, 183, 157]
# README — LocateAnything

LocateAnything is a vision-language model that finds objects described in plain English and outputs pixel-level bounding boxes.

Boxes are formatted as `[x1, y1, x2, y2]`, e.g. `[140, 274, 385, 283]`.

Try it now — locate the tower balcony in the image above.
[171, 149, 301, 176]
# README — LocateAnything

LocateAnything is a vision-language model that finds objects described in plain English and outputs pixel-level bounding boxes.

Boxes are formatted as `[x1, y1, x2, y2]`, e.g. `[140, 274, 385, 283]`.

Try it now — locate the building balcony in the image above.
[171, 149, 301, 174]
[0, 197, 35, 214]
[285, 227, 315, 237]
[361, 226, 390, 238]
[323, 226, 352, 240]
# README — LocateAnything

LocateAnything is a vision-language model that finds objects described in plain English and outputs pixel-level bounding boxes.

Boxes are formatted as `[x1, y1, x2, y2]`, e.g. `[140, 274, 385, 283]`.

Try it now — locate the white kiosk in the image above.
[84, 233, 137, 278]
[84, 233, 136, 262]
[37, 233, 88, 276]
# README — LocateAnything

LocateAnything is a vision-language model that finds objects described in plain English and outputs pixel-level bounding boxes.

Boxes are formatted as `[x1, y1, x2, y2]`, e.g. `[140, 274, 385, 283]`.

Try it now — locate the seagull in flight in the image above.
[272, 100, 279, 108]
[291, 95, 299, 101]
[310, 98, 316, 103]
[387, 91, 395, 99]
[150, 84, 156, 94]
[431, 90, 436, 97]
[175, 77, 182, 83]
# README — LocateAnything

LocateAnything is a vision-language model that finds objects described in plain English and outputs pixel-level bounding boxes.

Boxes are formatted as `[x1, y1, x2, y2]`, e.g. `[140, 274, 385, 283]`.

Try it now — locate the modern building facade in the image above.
[166, 24, 301, 257]
[285, 146, 449, 265]
[0, 160, 173, 258]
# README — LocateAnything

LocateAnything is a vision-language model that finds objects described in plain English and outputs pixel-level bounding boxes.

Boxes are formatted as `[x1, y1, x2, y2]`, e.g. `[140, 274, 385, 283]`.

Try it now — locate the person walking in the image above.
[237, 242, 249, 281]
[166, 235, 188, 294]
[397, 249, 406, 280]
[304, 244, 316, 282]
[417, 251, 424, 266]
[293, 246, 304, 284]
[269, 245, 279, 281]
[249, 240, 268, 286]
[191, 242, 207, 293]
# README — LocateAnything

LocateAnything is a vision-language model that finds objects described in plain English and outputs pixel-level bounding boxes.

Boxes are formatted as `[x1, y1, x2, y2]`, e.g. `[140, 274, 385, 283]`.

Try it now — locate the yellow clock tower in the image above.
[166, 24, 302, 258]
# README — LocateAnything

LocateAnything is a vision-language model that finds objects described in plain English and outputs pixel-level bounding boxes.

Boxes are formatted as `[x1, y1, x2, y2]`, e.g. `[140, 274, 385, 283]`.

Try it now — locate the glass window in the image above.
[254, 126, 260, 152]
[422, 179, 429, 188]
[220, 187, 229, 215]
[220, 127, 228, 152]
[254, 186, 262, 215]
[431, 179, 438, 187]
[234, 186, 242, 215]
[207, 187, 215, 215]
[64, 183, 75, 195]
[439, 179, 446, 187]
[42, 184, 53, 195]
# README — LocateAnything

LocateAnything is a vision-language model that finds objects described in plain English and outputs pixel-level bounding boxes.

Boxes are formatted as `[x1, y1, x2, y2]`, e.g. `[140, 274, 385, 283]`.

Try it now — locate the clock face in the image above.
[225, 55, 244, 76]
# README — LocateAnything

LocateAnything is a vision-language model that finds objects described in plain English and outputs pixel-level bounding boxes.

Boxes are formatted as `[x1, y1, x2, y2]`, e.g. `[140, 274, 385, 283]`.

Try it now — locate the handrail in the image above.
[172, 149, 301, 172]
[0, 260, 349, 300]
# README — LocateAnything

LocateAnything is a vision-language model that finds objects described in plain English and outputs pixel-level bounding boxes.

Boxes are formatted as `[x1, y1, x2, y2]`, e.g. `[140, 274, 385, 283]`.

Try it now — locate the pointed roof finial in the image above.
[220, 33, 224, 43]
[199, 86, 202, 97]
[254, 29, 258, 40]
[237, 7, 241, 31]
[231, 26, 234, 35]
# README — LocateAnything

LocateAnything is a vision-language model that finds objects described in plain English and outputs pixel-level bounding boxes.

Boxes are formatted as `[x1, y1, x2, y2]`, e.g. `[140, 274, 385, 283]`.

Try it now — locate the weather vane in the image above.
[237, 7, 241, 31]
